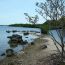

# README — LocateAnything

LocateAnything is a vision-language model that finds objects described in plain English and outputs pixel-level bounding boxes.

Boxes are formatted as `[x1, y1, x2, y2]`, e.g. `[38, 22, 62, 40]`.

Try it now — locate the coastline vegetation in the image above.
[9, 23, 48, 34]
[9, 16, 65, 34]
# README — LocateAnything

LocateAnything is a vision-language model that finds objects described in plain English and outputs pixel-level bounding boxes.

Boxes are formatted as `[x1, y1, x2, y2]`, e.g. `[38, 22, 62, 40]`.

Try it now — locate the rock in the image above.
[31, 42, 35, 45]
[8, 34, 23, 43]
[6, 49, 14, 57]
[25, 37, 28, 38]
[8, 34, 28, 46]
[8, 34, 22, 39]
[12, 30, 17, 33]
[24, 32, 29, 35]
[7, 36, 12, 38]
[6, 31, 11, 33]
[21, 40, 28, 45]
[8, 42, 18, 48]
[1, 53, 5, 56]
[40, 45, 47, 49]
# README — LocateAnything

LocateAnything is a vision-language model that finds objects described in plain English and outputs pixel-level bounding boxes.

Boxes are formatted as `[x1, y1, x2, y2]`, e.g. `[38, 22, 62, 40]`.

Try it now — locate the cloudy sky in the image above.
[0, 0, 45, 25]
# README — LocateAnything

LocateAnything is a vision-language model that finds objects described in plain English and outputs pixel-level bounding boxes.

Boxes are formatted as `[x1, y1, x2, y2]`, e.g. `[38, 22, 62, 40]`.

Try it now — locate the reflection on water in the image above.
[0, 26, 41, 58]
[49, 29, 65, 44]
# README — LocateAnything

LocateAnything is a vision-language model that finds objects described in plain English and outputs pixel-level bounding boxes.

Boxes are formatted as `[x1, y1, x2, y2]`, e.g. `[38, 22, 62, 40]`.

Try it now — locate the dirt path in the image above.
[0, 35, 59, 65]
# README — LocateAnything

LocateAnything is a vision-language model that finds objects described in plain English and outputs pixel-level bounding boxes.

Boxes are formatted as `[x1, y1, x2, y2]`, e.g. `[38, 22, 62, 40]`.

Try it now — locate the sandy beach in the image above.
[0, 35, 61, 65]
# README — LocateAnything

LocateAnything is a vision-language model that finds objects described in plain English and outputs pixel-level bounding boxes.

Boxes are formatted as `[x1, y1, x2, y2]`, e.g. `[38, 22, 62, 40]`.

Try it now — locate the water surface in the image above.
[0, 26, 41, 57]
[49, 29, 65, 44]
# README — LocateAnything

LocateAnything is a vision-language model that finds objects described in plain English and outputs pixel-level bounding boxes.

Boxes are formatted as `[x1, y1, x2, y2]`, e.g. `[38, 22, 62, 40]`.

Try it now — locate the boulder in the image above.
[31, 42, 35, 45]
[40, 45, 47, 49]
[1, 53, 5, 56]
[6, 49, 14, 57]
[8, 42, 18, 48]
[21, 40, 28, 45]
[8, 34, 23, 43]
[6, 31, 11, 33]
[24, 32, 29, 35]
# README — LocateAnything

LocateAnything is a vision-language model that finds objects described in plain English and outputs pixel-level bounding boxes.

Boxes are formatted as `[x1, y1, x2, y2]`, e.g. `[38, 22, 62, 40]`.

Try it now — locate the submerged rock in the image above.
[8, 34, 22, 39]
[6, 49, 14, 57]
[8, 34, 23, 43]
[8, 42, 18, 48]
[21, 40, 28, 45]
[12, 30, 17, 33]
[6, 31, 11, 33]
[1, 53, 5, 56]
[8, 34, 29, 45]
[23, 32, 29, 35]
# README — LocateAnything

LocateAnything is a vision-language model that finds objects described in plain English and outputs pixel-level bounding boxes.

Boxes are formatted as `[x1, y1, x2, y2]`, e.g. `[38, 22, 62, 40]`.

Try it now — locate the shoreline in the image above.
[0, 35, 60, 65]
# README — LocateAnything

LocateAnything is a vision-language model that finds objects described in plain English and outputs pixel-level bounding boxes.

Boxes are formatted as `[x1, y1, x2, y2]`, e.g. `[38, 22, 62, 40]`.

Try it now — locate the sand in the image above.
[0, 35, 61, 65]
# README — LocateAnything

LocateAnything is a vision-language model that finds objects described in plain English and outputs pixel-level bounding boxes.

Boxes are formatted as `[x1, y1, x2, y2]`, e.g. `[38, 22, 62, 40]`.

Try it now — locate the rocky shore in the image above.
[0, 35, 60, 65]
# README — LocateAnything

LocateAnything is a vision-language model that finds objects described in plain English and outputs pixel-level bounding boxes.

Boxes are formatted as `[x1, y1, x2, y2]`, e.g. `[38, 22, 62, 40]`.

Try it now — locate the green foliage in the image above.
[9, 16, 65, 34]
[10, 24, 39, 28]
[9, 24, 48, 34]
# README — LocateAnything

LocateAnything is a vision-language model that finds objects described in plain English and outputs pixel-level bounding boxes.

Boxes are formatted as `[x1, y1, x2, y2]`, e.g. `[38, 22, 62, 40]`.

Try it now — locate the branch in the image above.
[35, 9, 48, 20]
[49, 31, 62, 47]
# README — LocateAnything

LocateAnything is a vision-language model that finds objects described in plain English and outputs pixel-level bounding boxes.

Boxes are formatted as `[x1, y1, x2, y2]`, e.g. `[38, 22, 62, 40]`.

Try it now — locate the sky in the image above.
[0, 0, 45, 25]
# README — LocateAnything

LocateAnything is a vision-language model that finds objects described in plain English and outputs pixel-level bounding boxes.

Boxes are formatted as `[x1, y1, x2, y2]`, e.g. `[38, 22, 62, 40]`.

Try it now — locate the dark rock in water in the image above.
[6, 31, 11, 33]
[6, 49, 14, 57]
[8, 34, 23, 43]
[21, 40, 28, 45]
[8, 42, 18, 48]
[31, 42, 35, 45]
[8, 39, 22, 43]
[8, 34, 28, 46]
[25, 37, 28, 38]
[7, 36, 12, 38]
[24, 32, 29, 35]
[1, 53, 5, 56]
[12, 30, 17, 33]
[8, 34, 22, 39]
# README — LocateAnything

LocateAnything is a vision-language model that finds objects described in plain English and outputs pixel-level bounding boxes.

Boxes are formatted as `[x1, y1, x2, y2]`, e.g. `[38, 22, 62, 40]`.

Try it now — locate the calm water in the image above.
[49, 29, 65, 44]
[0, 26, 41, 58]
[1, 26, 65, 60]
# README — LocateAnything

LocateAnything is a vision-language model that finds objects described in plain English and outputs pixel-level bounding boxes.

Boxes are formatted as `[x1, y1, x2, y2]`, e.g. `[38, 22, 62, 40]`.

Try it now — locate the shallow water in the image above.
[49, 29, 65, 44]
[0, 26, 41, 57]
